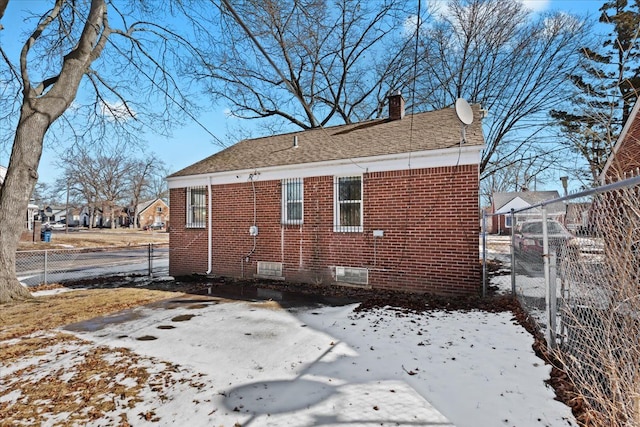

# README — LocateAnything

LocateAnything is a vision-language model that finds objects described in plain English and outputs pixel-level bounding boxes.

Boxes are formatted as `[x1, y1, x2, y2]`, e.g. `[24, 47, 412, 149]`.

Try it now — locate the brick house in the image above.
[137, 198, 169, 229]
[122, 198, 170, 229]
[601, 100, 640, 182]
[167, 94, 485, 295]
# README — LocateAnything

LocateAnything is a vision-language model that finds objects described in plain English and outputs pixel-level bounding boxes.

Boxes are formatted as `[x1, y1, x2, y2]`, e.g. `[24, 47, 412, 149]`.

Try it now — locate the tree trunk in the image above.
[110, 204, 116, 229]
[0, 0, 110, 303]
[0, 108, 49, 303]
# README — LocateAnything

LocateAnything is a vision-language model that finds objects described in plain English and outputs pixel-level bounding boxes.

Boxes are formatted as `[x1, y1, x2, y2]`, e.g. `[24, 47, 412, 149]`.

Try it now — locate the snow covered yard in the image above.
[1, 291, 577, 426]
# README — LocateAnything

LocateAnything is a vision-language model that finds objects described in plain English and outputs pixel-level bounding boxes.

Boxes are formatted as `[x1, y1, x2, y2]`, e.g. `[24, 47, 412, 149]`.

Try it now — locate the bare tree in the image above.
[0, 0, 198, 303]
[95, 146, 136, 228]
[0, 0, 7, 24]
[551, 0, 640, 185]
[188, 0, 588, 193]
[187, 0, 414, 129]
[413, 0, 589, 186]
[128, 156, 166, 228]
[144, 162, 170, 202]
[58, 148, 105, 229]
[58, 144, 162, 229]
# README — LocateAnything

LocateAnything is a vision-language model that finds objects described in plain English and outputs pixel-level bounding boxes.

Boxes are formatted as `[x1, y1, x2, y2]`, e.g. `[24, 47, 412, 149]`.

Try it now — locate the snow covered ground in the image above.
[0, 235, 578, 426]
[1, 294, 578, 426]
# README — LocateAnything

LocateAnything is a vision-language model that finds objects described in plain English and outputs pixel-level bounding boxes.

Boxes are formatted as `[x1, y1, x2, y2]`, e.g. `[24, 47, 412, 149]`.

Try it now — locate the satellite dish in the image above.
[455, 98, 474, 125]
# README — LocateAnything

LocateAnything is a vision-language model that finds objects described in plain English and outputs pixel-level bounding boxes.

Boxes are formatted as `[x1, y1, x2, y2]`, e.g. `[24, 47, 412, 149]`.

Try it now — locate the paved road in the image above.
[17, 247, 169, 287]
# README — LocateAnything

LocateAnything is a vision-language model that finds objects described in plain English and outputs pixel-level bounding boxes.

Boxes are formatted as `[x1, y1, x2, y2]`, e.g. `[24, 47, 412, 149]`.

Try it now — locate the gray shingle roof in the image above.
[169, 106, 484, 178]
[492, 191, 565, 214]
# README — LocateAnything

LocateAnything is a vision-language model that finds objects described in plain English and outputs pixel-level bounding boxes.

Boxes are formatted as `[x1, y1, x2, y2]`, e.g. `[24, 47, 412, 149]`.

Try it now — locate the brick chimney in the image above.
[388, 91, 405, 120]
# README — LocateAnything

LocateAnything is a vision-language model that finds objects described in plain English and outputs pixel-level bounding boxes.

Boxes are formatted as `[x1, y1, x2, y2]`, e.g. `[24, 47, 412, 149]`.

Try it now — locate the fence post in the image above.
[510, 209, 516, 295]
[148, 243, 153, 278]
[548, 252, 557, 349]
[43, 250, 48, 286]
[541, 206, 556, 348]
[482, 210, 487, 297]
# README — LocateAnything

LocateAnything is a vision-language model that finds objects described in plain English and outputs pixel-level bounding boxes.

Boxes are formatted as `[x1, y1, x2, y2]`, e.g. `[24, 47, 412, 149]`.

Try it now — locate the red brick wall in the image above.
[139, 199, 170, 229]
[170, 165, 481, 295]
[608, 116, 640, 180]
[168, 188, 209, 274]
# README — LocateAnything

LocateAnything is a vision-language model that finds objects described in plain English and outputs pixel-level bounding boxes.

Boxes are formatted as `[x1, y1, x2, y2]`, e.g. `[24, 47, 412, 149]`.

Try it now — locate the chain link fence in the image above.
[482, 174, 640, 426]
[16, 243, 169, 287]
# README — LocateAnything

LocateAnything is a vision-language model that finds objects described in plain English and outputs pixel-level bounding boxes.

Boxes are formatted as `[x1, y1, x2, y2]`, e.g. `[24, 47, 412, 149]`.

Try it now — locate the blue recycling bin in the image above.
[41, 230, 52, 242]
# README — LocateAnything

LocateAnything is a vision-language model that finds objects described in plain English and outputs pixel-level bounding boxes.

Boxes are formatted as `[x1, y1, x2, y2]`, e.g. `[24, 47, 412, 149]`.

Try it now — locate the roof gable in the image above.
[137, 199, 167, 215]
[494, 196, 532, 214]
[492, 191, 560, 212]
[169, 105, 484, 179]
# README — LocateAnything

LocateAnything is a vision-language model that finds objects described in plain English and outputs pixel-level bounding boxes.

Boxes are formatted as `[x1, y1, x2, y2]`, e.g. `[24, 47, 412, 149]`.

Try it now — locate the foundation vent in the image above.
[335, 266, 369, 286]
[256, 261, 284, 279]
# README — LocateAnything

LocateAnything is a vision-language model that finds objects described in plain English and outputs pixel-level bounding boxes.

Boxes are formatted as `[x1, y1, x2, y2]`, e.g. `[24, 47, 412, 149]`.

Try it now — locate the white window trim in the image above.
[186, 187, 206, 228]
[281, 178, 304, 225]
[334, 175, 363, 233]
[505, 215, 512, 228]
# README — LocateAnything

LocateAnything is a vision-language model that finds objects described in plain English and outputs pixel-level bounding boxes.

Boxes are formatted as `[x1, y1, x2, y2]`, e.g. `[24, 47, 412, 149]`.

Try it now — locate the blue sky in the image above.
[0, 0, 607, 190]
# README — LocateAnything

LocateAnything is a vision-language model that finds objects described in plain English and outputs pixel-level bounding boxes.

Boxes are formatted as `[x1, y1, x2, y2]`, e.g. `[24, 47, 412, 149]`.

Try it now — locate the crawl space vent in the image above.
[256, 261, 283, 278]
[335, 267, 369, 286]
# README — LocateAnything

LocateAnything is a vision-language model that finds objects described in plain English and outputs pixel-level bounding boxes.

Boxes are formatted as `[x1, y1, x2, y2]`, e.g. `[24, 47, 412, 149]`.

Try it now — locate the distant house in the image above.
[41, 206, 67, 223]
[600, 100, 640, 183]
[167, 94, 486, 296]
[124, 198, 169, 229]
[490, 191, 564, 234]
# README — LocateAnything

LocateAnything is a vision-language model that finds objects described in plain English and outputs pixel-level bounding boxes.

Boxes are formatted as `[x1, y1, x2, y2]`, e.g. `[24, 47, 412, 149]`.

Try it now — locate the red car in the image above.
[513, 219, 574, 258]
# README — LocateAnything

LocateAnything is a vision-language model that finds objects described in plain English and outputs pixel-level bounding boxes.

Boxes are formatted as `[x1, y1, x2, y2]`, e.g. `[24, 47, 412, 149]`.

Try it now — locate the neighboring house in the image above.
[25, 202, 39, 231]
[490, 191, 564, 234]
[41, 205, 67, 223]
[79, 206, 106, 228]
[167, 94, 485, 295]
[123, 198, 169, 229]
[595, 100, 640, 242]
[600, 100, 640, 183]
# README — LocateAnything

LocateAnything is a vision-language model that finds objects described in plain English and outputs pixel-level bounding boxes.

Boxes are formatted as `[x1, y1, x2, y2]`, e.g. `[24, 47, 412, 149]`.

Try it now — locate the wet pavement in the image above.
[193, 282, 359, 309]
[64, 284, 356, 334]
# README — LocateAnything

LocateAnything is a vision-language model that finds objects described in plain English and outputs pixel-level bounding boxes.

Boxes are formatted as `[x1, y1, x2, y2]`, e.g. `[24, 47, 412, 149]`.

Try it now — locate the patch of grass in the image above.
[0, 333, 166, 426]
[19, 229, 168, 250]
[0, 288, 179, 341]
[0, 288, 200, 426]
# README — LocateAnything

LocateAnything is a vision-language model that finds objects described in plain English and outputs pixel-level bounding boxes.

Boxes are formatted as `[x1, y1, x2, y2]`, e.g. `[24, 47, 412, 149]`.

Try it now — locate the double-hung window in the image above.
[186, 186, 206, 228]
[334, 175, 363, 232]
[282, 178, 303, 225]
